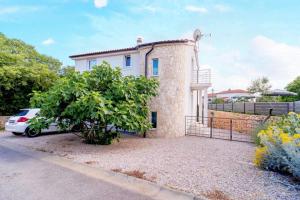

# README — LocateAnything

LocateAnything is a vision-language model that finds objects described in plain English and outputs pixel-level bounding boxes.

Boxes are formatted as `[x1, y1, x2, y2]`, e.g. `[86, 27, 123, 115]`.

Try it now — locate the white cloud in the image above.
[42, 38, 55, 46]
[94, 0, 108, 8]
[0, 6, 40, 15]
[214, 4, 231, 13]
[202, 36, 300, 91]
[249, 35, 300, 88]
[130, 5, 161, 13]
[139, 5, 158, 13]
[0, 7, 19, 15]
[185, 5, 208, 14]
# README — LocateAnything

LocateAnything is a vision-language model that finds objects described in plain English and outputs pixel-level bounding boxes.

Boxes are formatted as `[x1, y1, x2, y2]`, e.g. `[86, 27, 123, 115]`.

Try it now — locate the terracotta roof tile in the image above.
[217, 89, 248, 94]
[69, 39, 192, 59]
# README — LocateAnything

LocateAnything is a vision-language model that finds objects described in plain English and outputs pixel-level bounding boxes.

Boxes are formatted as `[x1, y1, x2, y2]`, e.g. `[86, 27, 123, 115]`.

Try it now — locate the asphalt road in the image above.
[0, 145, 153, 200]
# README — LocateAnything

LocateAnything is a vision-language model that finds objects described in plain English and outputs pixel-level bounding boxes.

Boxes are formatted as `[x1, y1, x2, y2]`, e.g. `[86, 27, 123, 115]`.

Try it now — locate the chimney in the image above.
[137, 37, 143, 45]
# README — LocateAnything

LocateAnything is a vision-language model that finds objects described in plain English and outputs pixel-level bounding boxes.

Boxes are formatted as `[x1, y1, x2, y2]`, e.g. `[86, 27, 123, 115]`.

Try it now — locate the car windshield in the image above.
[15, 110, 29, 116]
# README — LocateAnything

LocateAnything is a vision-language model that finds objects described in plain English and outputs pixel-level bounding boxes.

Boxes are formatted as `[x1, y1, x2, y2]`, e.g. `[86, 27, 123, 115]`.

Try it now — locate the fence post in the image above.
[244, 102, 246, 114]
[254, 103, 256, 115]
[223, 103, 225, 111]
[287, 103, 289, 114]
[293, 101, 296, 112]
[185, 116, 187, 136]
[210, 117, 213, 138]
[232, 102, 234, 112]
[230, 119, 233, 141]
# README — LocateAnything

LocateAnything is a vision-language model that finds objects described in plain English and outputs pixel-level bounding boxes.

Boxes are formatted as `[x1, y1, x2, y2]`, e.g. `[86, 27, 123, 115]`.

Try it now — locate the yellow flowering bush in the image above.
[254, 112, 300, 180]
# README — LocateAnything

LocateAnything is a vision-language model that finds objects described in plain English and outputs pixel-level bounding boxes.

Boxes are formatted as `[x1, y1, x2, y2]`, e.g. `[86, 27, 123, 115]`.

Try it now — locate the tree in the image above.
[0, 33, 62, 114]
[0, 33, 62, 72]
[59, 66, 75, 77]
[281, 76, 300, 102]
[29, 62, 159, 145]
[247, 77, 272, 94]
[0, 65, 58, 115]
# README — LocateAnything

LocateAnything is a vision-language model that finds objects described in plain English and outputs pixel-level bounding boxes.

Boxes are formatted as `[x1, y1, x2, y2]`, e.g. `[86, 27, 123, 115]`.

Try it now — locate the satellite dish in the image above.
[193, 29, 202, 41]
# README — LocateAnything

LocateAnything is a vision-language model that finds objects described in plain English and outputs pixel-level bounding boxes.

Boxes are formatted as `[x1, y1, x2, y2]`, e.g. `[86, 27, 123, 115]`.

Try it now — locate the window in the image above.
[88, 59, 97, 70]
[15, 109, 29, 116]
[152, 58, 159, 76]
[151, 112, 157, 129]
[125, 55, 131, 67]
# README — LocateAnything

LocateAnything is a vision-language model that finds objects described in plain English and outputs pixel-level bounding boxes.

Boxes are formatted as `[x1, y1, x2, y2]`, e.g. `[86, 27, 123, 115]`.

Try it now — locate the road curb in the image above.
[0, 139, 205, 200]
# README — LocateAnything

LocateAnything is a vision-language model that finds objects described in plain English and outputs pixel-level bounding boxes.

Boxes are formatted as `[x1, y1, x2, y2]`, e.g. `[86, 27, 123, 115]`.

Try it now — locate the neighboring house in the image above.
[70, 38, 211, 137]
[209, 89, 254, 103]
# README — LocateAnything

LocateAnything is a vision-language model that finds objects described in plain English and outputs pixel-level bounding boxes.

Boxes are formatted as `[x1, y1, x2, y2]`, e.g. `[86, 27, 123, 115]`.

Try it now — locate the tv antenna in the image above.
[193, 29, 211, 68]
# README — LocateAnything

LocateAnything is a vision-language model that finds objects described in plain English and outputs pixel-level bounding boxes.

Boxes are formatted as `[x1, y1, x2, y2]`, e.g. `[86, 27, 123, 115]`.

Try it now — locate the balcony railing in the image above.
[192, 69, 211, 86]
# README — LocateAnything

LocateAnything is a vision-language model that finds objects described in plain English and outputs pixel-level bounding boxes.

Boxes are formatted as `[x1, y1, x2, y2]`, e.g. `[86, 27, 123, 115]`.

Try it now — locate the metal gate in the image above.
[185, 116, 263, 143]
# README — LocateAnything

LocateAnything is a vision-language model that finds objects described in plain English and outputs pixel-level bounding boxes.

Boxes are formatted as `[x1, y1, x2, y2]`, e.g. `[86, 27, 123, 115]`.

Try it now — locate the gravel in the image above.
[1, 131, 299, 200]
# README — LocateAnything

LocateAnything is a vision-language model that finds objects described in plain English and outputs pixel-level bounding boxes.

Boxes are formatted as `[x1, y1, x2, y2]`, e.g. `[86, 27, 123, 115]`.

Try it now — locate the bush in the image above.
[254, 113, 300, 180]
[29, 62, 159, 145]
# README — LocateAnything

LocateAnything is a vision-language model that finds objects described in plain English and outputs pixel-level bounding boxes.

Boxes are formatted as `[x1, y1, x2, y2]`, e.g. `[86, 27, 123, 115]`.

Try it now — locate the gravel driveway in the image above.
[1, 131, 299, 200]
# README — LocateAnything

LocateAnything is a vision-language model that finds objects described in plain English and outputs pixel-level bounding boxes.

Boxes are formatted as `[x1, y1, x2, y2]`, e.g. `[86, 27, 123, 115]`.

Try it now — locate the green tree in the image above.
[247, 77, 276, 102]
[0, 65, 58, 115]
[247, 77, 272, 94]
[29, 62, 159, 145]
[0, 33, 62, 114]
[59, 66, 75, 77]
[281, 76, 300, 102]
[0, 33, 62, 72]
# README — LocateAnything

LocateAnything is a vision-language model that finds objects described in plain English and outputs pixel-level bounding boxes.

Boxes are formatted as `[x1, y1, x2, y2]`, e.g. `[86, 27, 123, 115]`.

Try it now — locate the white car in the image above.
[5, 108, 59, 137]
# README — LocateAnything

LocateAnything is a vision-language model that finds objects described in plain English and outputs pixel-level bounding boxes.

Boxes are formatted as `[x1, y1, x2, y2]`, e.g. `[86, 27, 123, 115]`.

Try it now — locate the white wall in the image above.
[74, 52, 142, 76]
[217, 92, 250, 99]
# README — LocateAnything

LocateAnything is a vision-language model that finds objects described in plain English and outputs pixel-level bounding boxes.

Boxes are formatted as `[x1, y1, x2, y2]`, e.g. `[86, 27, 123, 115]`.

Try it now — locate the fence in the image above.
[185, 116, 263, 142]
[208, 101, 300, 116]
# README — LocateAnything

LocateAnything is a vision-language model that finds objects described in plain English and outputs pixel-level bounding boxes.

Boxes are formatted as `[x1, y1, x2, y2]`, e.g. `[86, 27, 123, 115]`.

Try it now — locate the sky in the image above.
[1, 0, 300, 92]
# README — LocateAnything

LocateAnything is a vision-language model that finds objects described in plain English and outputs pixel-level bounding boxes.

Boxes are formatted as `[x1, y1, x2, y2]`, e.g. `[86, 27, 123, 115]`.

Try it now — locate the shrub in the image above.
[254, 113, 300, 180]
[251, 122, 269, 145]
[29, 62, 159, 145]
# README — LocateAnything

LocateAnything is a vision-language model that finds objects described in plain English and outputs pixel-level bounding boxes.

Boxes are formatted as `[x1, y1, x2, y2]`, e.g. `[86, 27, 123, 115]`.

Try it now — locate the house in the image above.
[209, 89, 254, 103]
[70, 38, 211, 137]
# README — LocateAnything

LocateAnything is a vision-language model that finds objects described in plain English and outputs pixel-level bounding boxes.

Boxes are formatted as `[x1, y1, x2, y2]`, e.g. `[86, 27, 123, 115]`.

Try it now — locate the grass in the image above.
[111, 168, 156, 182]
[203, 190, 231, 200]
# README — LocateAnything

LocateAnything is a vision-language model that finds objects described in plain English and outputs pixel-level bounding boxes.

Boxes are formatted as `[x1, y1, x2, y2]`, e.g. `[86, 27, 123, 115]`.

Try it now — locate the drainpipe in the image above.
[145, 44, 154, 77]
[143, 44, 155, 138]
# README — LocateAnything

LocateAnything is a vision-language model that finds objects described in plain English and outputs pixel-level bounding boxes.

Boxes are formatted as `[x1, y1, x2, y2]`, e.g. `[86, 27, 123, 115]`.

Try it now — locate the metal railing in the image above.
[192, 69, 211, 85]
[185, 116, 263, 142]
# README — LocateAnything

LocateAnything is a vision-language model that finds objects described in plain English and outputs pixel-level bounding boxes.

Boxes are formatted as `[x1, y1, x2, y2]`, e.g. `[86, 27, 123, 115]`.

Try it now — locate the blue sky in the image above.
[1, 0, 300, 91]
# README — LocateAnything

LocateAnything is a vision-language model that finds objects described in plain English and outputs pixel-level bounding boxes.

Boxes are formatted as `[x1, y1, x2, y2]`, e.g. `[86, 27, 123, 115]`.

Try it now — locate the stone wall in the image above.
[208, 110, 278, 134]
[0, 116, 9, 130]
[139, 42, 194, 137]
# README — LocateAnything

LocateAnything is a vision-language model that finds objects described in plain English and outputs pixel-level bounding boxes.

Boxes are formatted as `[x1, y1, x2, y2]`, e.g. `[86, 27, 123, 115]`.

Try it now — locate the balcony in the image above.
[190, 69, 212, 90]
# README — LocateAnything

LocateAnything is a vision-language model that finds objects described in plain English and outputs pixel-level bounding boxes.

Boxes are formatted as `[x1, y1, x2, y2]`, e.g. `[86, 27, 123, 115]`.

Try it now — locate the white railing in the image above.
[192, 69, 211, 85]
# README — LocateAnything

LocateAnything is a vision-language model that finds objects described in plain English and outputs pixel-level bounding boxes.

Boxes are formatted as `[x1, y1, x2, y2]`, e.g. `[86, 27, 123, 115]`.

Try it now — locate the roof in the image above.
[69, 39, 192, 59]
[217, 89, 248, 95]
[263, 89, 297, 97]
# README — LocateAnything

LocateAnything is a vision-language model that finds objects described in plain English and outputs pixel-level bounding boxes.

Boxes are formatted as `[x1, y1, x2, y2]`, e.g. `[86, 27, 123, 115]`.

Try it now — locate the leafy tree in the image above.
[0, 33, 62, 114]
[0, 65, 58, 115]
[29, 62, 159, 145]
[59, 66, 75, 77]
[247, 77, 272, 94]
[281, 76, 300, 102]
[0, 33, 62, 72]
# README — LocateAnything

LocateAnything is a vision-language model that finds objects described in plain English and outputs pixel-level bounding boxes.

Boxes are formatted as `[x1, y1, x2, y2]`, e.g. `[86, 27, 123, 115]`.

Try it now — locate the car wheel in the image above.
[12, 132, 23, 136]
[25, 128, 40, 138]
